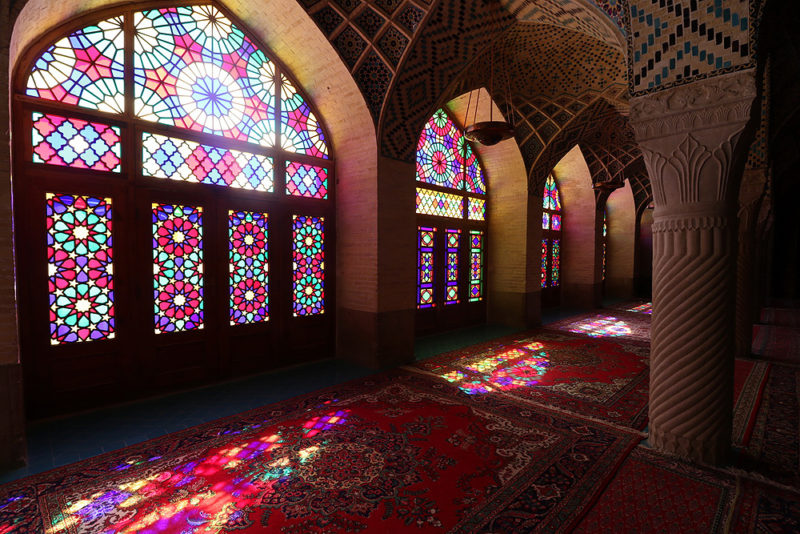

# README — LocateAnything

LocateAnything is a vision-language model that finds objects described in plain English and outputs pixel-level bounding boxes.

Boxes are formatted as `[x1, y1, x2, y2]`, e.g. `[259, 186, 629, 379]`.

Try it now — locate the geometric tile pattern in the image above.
[506, 0, 626, 45]
[628, 0, 753, 94]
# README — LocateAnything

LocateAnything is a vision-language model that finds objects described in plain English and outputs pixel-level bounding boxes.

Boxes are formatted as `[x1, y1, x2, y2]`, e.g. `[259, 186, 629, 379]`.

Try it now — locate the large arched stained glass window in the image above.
[414, 107, 487, 329]
[16, 3, 334, 417]
[541, 174, 562, 289]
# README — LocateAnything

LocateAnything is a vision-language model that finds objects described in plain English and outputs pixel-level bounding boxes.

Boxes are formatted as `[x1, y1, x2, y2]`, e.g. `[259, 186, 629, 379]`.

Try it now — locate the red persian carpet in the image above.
[760, 307, 800, 328]
[408, 330, 651, 430]
[573, 447, 738, 533]
[752, 324, 800, 364]
[730, 479, 800, 533]
[0, 370, 640, 533]
[732, 360, 770, 448]
[543, 311, 652, 342]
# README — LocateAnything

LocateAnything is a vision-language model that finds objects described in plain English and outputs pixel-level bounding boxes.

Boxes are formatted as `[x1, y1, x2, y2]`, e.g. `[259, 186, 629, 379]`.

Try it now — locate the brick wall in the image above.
[606, 180, 636, 297]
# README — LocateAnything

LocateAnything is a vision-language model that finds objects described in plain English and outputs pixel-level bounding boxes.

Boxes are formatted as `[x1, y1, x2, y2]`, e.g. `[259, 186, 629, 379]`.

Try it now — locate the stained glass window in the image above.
[47, 194, 114, 344]
[602, 210, 607, 282]
[457, 135, 486, 195]
[286, 163, 328, 199]
[26, 16, 125, 113]
[541, 239, 548, 289]
[153, 204, 203, 333]
[469, 230, 484, 302]
[416, 188, 464, 218]
[281, 75, 329, 159]
[229, 211, 268, 325]
[445, 229, 460, 305]
[134, 6, 276, 146]
[33, 113, 121, 172]
[542, 174, 562, 289]
[417, 227, 435, 308]
[467, 198, 486, 221]
[292, 216, 325, 316]
[142, 132, 274, 191]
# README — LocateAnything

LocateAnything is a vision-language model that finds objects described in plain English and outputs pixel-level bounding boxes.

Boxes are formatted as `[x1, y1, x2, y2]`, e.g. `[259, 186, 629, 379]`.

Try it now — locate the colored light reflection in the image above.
[37, 408, 350, 533]
[567, 316, 633, 338]
[627, 303, 652, 315]
[437, 342, 550, 395]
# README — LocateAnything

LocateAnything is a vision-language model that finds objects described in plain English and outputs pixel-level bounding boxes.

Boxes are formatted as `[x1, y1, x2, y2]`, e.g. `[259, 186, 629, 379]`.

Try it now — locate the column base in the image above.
[650, 424, 730, 466]
[337, 308, 414, 369]
[0, 363, 26, 471]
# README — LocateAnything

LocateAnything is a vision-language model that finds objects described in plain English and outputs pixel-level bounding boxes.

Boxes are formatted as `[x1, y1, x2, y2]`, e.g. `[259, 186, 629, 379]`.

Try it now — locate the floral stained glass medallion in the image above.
[292, 216, 325, 316]
[229, 211, 268, 325]
[153, 204, 203, 333]
[47, 194, 114, 344]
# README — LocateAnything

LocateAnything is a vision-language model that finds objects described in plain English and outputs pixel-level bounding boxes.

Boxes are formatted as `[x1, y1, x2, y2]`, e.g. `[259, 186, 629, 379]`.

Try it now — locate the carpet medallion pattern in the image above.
[0, 371, 639, 533]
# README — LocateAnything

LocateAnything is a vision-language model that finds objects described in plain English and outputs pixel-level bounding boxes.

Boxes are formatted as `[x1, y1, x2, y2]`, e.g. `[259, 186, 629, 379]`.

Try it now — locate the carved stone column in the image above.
[735, 169, 767, 358]
[630, 70, 757, 465]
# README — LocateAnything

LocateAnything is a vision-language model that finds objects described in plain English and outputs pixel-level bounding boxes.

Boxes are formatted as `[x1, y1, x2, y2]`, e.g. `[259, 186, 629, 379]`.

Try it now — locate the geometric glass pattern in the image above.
[417, 227, 435, 308]
[416, 188, 463, 218]
[47, 194, 114, 344]
[153, 204, 203, 333]
[229, 211, 268, 325]
[552, 239, 560, 287]
[33, 113, 121, 172]
[292, 216, 325, 317]
[469, 230, 484, 302]
[285, 162, 328, 199]
[543, 174, 562, 211]
[541, 239, 548, 289]
[134, 6, 277, 146]
[26, 16, 125, 113]
[602, 210, 607, 282]
[445, 229, 460, 305]
[416, 108, 486, 194]
[542, 174, 562, 290]
[142, 132, 274, 191]
[281, 74, 329, 159]
[467, 197, 485, 221]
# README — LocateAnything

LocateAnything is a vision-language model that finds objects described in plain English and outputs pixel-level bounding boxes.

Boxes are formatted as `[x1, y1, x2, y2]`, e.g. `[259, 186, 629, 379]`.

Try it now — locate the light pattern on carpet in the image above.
[410, 330, 651, 430]
[544, 312, 651, 342]
[0, 371, 639, 533]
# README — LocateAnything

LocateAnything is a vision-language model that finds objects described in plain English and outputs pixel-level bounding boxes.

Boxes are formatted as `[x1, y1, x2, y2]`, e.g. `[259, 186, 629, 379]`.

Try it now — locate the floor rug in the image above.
[0, 370, 640, 533]
[732, 360, 770, 448]
[730, 479, 800, 533]
[408, 329, 651, 430]
[544, 311, 652, 342]
[573, 447, 738, 533]
[607, 301, 653, 315]
[752, 324, 800, 364]
[760, 307, 800, 328]
[737, 364, 800, 489]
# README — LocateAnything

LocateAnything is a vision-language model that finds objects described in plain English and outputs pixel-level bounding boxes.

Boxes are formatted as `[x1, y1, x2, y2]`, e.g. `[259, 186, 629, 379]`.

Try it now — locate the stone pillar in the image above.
[630, 70, 757, 464]
[735, 169, 767, 358]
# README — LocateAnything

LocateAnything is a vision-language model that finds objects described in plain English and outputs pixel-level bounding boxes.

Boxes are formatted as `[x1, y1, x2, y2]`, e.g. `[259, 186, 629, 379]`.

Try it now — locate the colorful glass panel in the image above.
[602, 242, 607, 281]
[153, 204, 203, 333]
[417, 227, 435, 308]
[551, 214, 562, 231]
[32, 112, 121, 172]
[552, 239, 560, 287]
[467, 197, 486, 221]
[292, 216, 325, 316]
[134, 6, 276, 146]
[543, 174, 562, 211]
[542, 212, 550, 230]
[415, 188, 463, 218]
[27, 16, 125, 113]
[456, 135, 486, 194]
[47, 194, 114, 344]
[286, 162, 328, 199]
[541, 239, 548, 288]
[416, 109, 460, 190]
[445, 229, 460, 305]
[142, 132, 274, 191]
[469, 230, 484, 302]
[229, 211, 268, 325]
[280, 74, 329, 158]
